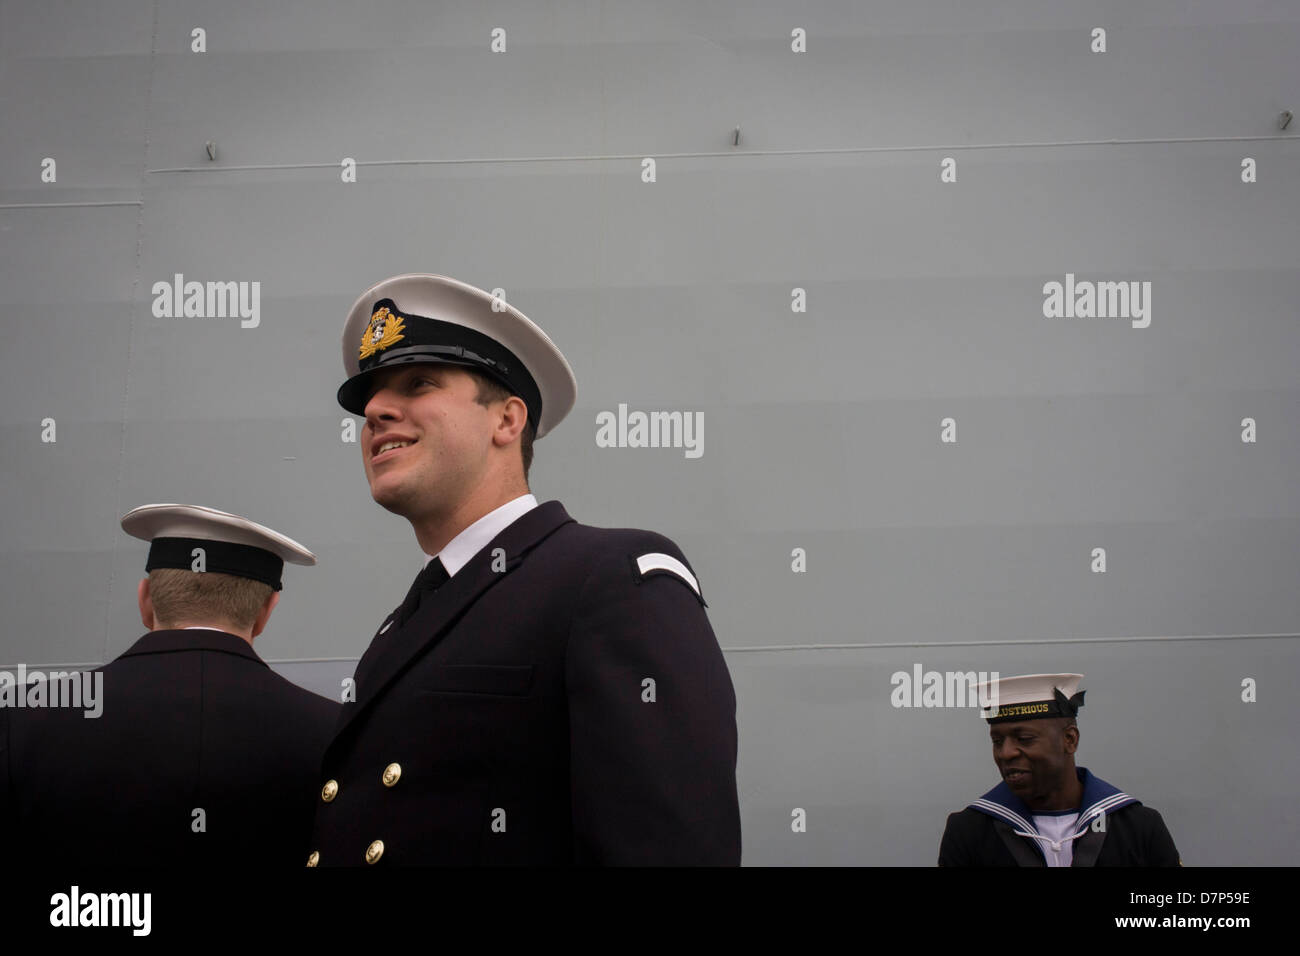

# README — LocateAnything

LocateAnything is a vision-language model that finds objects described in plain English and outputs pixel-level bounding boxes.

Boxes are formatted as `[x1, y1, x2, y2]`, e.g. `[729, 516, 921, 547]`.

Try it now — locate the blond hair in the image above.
[148, 567, 274, 631]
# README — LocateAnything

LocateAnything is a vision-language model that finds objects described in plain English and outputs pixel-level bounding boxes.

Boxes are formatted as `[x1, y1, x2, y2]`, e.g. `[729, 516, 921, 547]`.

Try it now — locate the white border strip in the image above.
[636, 552, 701, 598]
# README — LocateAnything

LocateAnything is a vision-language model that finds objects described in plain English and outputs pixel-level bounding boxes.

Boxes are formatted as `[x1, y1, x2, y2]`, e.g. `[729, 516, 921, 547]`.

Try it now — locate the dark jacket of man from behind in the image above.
[0, 628, 340, 867]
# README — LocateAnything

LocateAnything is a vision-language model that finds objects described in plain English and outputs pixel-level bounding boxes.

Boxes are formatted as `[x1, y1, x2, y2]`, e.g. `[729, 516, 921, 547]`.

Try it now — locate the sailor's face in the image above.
[359, 364, 496, 517]
[989, 720, 1070, 798]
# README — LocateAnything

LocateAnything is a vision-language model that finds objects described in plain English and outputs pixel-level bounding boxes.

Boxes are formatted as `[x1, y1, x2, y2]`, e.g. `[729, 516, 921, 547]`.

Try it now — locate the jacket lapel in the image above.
[993, 820, 1045, 866]
[1069, 767, 1131, 867]
[971, 783, 1045, 866]
[1070, 827, 1106, 867]
[335, 500, 575, 740]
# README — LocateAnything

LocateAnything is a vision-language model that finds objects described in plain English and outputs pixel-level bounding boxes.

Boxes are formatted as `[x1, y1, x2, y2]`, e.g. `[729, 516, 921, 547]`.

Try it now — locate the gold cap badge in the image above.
[359, 306, 406, 360]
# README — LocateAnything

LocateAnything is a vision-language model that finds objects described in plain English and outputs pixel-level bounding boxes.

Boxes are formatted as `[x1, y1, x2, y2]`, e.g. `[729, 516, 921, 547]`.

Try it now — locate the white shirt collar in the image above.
[424, 494, 538, 577]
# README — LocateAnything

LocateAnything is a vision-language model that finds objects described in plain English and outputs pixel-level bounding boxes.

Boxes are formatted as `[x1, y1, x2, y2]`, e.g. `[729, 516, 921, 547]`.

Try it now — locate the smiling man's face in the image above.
[359, 363, 501, 520]
[989, 718, 1077, 802]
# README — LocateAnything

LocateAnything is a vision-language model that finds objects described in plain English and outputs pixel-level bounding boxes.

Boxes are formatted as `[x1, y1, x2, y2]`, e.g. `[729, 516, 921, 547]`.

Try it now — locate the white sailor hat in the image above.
[337, 274, 577, 440]
[976, 673, 1085, 724]
[121, 503, 316, 592]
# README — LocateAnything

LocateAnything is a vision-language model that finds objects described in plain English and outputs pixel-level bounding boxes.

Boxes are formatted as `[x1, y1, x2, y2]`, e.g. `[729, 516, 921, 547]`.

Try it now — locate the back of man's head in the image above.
[147, 567, 274, 633]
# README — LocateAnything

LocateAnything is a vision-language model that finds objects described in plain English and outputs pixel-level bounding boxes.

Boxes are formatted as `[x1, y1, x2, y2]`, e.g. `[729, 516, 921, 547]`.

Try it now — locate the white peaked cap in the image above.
[338, 274, 577, 440]
[121, 503, 316, 565]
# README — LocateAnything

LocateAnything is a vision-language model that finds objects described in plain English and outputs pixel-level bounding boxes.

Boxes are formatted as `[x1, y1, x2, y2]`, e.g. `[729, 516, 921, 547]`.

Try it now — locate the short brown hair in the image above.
[148, 567, 274, 632]
[466, 369, 535, 483]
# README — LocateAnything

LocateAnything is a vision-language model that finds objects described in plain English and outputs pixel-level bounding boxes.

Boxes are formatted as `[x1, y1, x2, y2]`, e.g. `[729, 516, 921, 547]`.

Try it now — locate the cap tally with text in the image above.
[337, 274, 577, 440]
[977, 673, 1085, 724]
[121, 503, 316, 592]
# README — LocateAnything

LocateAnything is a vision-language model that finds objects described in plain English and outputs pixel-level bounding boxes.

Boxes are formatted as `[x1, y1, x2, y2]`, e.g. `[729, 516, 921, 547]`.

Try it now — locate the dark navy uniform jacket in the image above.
[0, 629, 339, 866]
[309, 500, 741, 866]
[938, 767, 1181, 866]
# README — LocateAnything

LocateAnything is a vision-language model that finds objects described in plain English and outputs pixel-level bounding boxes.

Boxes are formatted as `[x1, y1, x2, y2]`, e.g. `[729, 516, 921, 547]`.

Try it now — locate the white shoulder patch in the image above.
[635, 552, 701, 599]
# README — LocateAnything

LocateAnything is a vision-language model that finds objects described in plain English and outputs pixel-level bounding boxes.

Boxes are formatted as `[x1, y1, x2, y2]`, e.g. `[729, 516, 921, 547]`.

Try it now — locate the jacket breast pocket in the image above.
[417, 663, 535, 697]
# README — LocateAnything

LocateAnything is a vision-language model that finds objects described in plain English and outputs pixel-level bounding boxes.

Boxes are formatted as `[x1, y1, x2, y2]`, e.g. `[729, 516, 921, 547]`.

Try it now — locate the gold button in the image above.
[306, 850, 319, 867]
[365, 840, 384, 864]
[382, 762, 402, 787]
[321, 779, 338, 803]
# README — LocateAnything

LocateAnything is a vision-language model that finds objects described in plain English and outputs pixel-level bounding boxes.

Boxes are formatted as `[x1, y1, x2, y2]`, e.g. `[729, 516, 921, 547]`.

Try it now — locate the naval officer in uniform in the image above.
[938, 673, 1181, 866]
[308, 274, 741, 865]
[0, 504, 340, 866]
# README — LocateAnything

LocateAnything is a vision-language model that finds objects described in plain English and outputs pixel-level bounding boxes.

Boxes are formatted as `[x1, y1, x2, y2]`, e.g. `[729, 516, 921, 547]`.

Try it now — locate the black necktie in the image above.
[395, 556, 449, 627]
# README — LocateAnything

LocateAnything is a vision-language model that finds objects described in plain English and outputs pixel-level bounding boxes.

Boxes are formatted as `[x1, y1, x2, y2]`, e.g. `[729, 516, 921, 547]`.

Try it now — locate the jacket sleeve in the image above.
[1142, 807, 1182, 866]
[938, 811, 973, 866]
[565, 539, 741, 864]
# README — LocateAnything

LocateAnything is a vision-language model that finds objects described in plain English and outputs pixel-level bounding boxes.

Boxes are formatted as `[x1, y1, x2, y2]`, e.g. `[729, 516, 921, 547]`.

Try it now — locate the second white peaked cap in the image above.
[338, 274, 577, 440]
[121, 504, 316, 565]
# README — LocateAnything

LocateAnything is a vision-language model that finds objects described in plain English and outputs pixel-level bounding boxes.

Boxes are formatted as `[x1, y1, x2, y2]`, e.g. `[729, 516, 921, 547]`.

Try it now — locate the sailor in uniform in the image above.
[0, 504, 340, 866]
[938, 673, 1181, 866]
[307, 274, 740, 865]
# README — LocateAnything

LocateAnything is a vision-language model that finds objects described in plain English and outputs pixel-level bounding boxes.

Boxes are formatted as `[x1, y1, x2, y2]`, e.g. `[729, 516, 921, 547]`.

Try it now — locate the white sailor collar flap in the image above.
[629, 551, 707, 607]
[968, 767, 1138, 851]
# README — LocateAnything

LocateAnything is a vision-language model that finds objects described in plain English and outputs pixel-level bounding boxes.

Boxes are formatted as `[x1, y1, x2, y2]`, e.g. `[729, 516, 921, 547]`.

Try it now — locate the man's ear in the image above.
[138, 577, 155, 629]
[494, 395, 529, 448]
[250, 590, 281, 640]
[1062, 721, 1080, 755]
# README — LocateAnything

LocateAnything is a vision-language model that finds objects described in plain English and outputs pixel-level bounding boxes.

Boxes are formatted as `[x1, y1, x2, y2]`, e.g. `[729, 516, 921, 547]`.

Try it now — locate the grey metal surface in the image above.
[1, 0, 1297, 864]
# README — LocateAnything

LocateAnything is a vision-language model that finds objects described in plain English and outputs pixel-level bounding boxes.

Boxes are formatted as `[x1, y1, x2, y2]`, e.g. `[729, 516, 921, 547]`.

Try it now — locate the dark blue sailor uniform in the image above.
[938, 767, 1181, 866]
[308, 500, 741, 865]
[0, 629, 339, 867]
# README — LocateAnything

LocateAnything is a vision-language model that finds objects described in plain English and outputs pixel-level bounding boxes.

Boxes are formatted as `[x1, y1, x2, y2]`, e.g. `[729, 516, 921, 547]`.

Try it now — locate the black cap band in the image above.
[337, 297, 543, 430]
[984, 689, 1085, 724]
[146, 537, 284, 591]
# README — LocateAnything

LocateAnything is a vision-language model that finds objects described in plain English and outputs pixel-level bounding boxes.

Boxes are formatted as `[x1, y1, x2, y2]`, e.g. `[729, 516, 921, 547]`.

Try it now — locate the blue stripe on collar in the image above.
[969, 767, 1139, 835]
